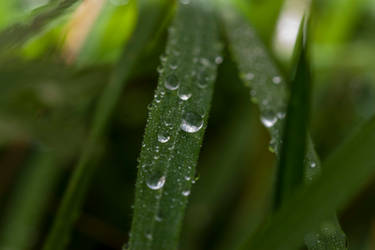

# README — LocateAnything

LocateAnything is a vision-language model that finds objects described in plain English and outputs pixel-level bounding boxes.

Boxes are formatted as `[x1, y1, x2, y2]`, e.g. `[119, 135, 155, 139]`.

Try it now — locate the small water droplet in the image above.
[277, 112, 286, 119]
[184, 176, 191, 181]
[146, 173, 166, 190]
[272, 76, 282, 84]
[310, 162, 316, 168]
[145, 233, 153, 240]
[180, 112, 203, 133]
[157, 65, 164, 74]
[244, 73, 255, 81]
[197, 71, 210, 88]
[215, 56, 223, 64]
[155, 215, 163, 222]
[165, 75, 179, 90]
[182, 190, 191, 196]
[200, 58, 211, 67]
[177, 87, 192, 101]
[260, 111, 278, 128]
[158, 132, 170, 143]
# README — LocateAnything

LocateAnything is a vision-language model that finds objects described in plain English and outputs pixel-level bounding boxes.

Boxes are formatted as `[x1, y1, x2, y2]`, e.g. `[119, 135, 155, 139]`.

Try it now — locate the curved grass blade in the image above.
[127, 1, 221, 249]
[242, 115, 375, 250]
[220, 5, 347, 249]
[41, 2, 169, 250]
[274, 24, 310, 209]
[0, 0, 80, 51]
[0, 152, 58, 250]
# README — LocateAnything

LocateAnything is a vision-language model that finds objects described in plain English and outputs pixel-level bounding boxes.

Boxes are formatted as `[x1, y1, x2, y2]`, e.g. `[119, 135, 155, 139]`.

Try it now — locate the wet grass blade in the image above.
[274, 25, 310, 209]
[127, 1, 221, 249]
[0, 153, 59, 250]
[0, 0, 80, 51]
[243, 115, 375, 250]
[220, 5, 347, 250]
[41, 2, 169, 250]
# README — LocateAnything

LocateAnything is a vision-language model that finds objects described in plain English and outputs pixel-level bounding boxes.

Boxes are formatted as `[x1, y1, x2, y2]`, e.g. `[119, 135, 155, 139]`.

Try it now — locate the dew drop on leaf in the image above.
[244, 72, 255, 81]
[182, 190, 191, 196]
[146, 173, 166, 190]
[260, 111, 278, 128]
[177, 87, 192, 101]
[215, 56, 223, 64]
[272, 76, 282, 84]
[180, 112, 203, 133]
[165, 75, 179, 90]
[158, 132, 170, 143]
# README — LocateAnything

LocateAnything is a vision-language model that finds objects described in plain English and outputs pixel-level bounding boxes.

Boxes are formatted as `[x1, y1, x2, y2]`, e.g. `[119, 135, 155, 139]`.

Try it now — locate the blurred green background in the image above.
[0, 0, 375, 249]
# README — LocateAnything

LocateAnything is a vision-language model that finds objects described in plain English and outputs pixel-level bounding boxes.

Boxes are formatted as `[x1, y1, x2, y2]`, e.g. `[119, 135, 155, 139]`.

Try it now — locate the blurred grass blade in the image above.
[0, 152, 59, 250]
[274, 22, 310, 209]
[243, 115, 375, 250]
[220, 5, 346, 249]
[42, 2, 169, 250]
[127, 1, 221, 249]
[0, 0, 80, 51]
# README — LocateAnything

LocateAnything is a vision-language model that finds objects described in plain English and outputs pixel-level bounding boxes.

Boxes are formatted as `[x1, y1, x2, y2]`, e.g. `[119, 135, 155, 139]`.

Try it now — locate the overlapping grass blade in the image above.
[0, 153, 58, 250]
[274, 25, 310, 208]
[242, 115, 375, 250]
[42, 2, 169, 250]
[0, 0, 80, 50]
[127, 1, 221, 249]
[220, 5, 346, 249]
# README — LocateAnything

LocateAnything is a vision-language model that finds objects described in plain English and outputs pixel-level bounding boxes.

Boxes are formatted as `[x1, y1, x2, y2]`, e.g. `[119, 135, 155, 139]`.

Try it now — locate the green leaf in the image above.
[274, 22, 310, 209]
[41, 1, 169, 250]
[0, 152, 59, 250]
[127, 1, 221, 249]
[220, 5, 347, 250]
[0, 0, 80, 51]
[242, 115, 375, 250]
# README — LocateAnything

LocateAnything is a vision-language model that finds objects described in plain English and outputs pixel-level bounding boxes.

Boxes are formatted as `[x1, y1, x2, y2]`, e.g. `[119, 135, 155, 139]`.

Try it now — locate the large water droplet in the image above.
[260, 111, 278, 128]
[146, 172, 166, 190]
[158, 132, 170, 143]
[180, 112, 203, 133]
[165, 75, 179, 90]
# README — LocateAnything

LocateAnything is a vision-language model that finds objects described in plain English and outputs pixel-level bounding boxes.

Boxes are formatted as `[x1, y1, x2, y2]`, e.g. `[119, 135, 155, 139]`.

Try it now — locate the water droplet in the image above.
[182, 190, 191, 196]
[184, 176, 191, 181]
[165, 75, 179, 90]
[200, 58, 211, 67]
[277, 112, 286, 119]
[145, 233, 153, 240]
[177, 87, 192, 101]
[180, 112, 203, 133]
[180, 0, 190, 4]
[244, 73, 255, 81]
[146, 173, 166, 190]
[158, 132, 170, 143]
[157, 65, 164, 74]
[260, 111, 278, 128]
[197, 71, 210, 88]
[272, 76, 282, 84]
[215, 56, 223, 64]
[155, 215, 163, 222]
[310, 161, 316, 168]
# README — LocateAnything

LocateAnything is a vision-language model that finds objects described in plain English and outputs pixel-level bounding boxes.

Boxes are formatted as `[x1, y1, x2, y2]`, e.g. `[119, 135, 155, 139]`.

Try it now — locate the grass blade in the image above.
[274, 24, 310, 208]
[41, 2, 169, 250]
[127, 1, 221, 249]
[220, 5, 347, 249]
[0, 0, 80, 51]
[243, 115, 375, 250]
[0, 152, 58, 250]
